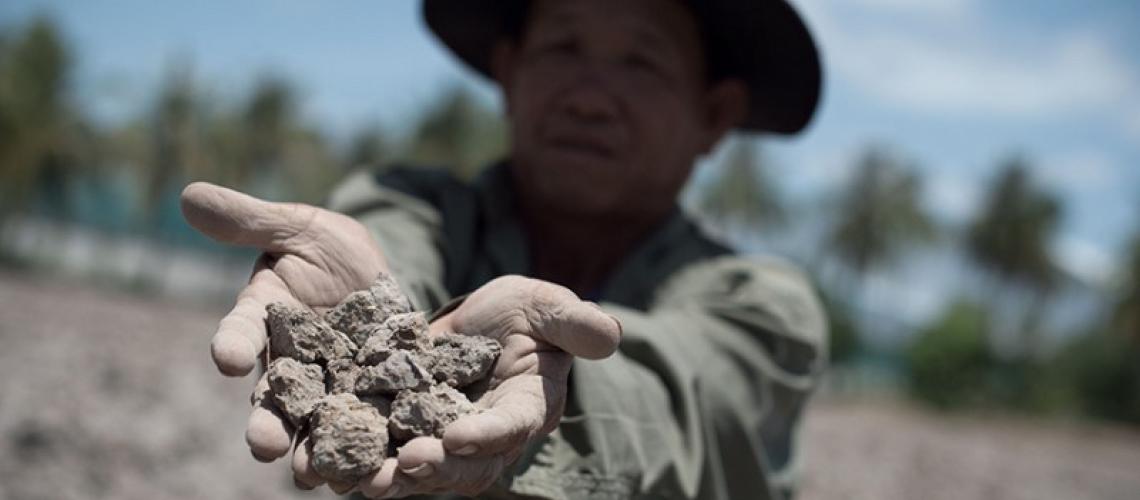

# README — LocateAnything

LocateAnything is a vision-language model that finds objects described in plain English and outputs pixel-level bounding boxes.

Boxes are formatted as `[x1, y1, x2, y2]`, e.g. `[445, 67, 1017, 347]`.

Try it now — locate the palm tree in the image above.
[1114, 232, 1140, 340]
[230, 76, 336, 203]
[344, 122, 389, 171]
[144, 64, 201, 216]
[404, 85, 506, 180]
[825, 146, 937, 339]
[694, 138, 785, 243]
[828, 147, 937, 282]
[967, 158, 1061, 291]
[0, 16, 86, 220]
[240, 76, 295, 189]
[966, 157, 1062, 355]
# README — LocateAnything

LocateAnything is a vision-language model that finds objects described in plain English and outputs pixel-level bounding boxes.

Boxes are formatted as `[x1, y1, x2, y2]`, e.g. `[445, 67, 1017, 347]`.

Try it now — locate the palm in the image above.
[181, 184, 619, 498]
[255, 210, 389, 313]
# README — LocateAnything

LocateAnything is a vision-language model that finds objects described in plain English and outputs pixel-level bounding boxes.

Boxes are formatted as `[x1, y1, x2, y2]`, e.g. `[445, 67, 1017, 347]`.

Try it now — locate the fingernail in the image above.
[402, 463, 434, 478]
[608, 314, 623, 335]
[453, 444, 479, 456]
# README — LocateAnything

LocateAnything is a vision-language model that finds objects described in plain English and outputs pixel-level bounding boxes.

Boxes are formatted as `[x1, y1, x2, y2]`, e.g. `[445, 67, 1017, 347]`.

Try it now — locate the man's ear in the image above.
[699, 79, 749, 154]
[491, 40, 519, 111]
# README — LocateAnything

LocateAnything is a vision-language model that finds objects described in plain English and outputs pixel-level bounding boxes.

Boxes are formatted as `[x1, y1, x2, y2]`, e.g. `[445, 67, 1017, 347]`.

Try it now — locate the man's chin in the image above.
[531, 178, 626, 217]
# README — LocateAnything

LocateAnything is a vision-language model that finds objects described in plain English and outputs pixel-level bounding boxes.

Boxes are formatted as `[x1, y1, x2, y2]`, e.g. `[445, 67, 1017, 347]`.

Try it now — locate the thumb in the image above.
[180, 182, 316, 253]
[536, 299, 622, 360]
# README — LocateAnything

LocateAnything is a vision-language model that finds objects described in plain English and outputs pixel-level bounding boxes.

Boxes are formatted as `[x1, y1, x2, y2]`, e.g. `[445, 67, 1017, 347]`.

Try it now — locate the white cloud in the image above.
[927, 172, 980, 223]
[797, 1, 1140, 125]
[1055, 235, 1117, 287]
[846, 0, 974, 17]
[1125, 103, 1140, 142]
[1038, 150, 1121, 193]
[837, 32, 1134, 118]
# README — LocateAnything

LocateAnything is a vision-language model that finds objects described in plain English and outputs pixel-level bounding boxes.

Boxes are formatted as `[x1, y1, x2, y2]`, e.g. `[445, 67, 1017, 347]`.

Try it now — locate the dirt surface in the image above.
[2, 270, 1139, 499]
[799, 399, 1140, 500]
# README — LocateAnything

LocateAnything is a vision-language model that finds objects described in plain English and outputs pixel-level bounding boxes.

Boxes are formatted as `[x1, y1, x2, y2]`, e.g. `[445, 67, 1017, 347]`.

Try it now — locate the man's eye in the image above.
[624, 54, 661, 73]
[540, 39, 577, 55]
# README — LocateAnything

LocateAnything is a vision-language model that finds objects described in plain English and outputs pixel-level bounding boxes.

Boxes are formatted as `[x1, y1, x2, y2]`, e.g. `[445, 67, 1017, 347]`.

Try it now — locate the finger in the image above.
[441, 374, 555, 458]
[291, 434, 325, 490]
[211, 261, 301, 376]
[527, 292, 622, 360]
[397, 437, 504, 496]
[454, 276, 622, 359]
[180, 181, 317, 253]
[359, 457, 403, 498]
[246, 395, 294, 462]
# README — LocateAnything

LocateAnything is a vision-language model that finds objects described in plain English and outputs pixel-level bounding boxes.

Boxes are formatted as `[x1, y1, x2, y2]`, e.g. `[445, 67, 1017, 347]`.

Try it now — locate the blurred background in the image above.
[0, 1, 1137, 499]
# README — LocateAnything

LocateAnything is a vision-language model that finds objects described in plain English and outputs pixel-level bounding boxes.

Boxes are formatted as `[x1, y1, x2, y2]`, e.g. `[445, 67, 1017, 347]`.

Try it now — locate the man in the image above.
[180, 0, 827, 498]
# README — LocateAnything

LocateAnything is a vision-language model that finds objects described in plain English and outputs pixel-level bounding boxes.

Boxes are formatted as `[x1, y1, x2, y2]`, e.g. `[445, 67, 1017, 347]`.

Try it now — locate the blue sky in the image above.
[2, 0, 1137, 288]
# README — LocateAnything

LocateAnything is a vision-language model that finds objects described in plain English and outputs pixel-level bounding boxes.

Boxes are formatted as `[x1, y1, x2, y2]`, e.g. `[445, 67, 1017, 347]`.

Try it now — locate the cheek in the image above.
[624, 90, 705, 179]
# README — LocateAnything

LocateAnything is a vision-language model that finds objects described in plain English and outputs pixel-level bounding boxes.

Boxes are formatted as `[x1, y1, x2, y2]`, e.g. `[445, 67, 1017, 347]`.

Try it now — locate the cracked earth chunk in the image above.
[381, 312, 432, 352]
[355, 334, 395, 366]
[310, 393, 389, 484]
[257, 275, 503, 482]
[355, 351, 431, 395]
[325, 358, 361, 395]
[388, 384, 476, 442]
[424, 333, 502, 388]
[369, 271, 413, 316]
[267, 357, 326, 427]
[324, 290, 390, 347]
[359, 395, 393, 416]
[267, 303, 355, 363]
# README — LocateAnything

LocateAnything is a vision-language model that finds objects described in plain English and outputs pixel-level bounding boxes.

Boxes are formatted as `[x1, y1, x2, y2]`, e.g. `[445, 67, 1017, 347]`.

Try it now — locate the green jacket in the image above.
[329, 163, 828, 500]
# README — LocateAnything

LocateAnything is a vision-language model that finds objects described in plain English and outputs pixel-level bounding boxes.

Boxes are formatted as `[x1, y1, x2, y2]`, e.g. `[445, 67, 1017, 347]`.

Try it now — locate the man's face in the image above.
[497, 0, 743, 220]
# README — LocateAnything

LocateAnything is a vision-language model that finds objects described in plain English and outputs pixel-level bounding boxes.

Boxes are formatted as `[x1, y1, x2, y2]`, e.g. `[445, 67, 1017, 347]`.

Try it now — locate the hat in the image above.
[422, 0, 822, 134]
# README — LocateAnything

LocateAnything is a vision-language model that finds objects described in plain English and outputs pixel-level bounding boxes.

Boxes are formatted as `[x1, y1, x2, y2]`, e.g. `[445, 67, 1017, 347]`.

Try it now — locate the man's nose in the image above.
[560, 73, 617, 123]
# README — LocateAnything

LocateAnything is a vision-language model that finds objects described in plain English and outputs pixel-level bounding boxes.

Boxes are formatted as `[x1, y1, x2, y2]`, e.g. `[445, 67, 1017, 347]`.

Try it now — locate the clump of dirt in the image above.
[264, 272, 501, 484]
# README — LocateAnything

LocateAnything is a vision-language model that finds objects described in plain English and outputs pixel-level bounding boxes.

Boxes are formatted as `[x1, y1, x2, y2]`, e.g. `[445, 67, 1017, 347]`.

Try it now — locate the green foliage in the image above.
[1113, 233, 1140, 339]
[828, 147, 937, 277]
[344, 123, 389, 170]
[0, 15, 96, 218]
[1047, 330, 1140, 423]
[967, 157, 1062, 291]
[815, 287, 861, 365]
[694, 139, 785, 234]
[905, 300, 994, 409]
[402, 86, 507, 180]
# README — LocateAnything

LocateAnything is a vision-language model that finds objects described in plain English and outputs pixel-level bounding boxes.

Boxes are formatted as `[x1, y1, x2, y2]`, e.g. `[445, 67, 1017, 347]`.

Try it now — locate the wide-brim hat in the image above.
[422, 0, 822, 134]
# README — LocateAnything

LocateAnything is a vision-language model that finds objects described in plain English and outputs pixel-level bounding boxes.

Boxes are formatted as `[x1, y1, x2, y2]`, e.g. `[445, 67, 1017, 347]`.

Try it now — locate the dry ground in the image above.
[1, 271, 1137, 499]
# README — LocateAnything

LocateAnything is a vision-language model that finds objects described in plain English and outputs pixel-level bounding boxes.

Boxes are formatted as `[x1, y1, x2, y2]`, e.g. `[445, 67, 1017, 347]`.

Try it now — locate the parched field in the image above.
[1, 271, 1137, 500]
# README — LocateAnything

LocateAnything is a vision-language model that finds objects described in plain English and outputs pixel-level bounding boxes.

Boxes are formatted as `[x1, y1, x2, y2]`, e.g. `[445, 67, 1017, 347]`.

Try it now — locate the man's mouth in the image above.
[546, 133, 619, 159]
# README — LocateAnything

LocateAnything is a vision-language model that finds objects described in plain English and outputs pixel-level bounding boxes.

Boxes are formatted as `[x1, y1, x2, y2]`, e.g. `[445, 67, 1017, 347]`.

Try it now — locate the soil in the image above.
[2, 271, 1138, 499]
[263, 273, 502, 482]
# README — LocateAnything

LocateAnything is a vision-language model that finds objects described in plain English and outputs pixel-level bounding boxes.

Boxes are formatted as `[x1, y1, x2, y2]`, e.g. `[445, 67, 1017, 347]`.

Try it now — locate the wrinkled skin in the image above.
[180, 183, 621, 497]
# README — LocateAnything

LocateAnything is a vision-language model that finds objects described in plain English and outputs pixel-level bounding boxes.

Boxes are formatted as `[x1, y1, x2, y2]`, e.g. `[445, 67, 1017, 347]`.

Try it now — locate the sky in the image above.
[1, 0, 1137, 291]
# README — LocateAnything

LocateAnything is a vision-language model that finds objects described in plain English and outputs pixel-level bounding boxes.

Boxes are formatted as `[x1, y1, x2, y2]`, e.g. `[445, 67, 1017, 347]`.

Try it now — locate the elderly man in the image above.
[180, 0, 827, 498]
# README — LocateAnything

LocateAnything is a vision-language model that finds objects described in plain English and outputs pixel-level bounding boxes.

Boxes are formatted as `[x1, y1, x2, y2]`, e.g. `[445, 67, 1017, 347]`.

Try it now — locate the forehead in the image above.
[524, 0, 703, 51]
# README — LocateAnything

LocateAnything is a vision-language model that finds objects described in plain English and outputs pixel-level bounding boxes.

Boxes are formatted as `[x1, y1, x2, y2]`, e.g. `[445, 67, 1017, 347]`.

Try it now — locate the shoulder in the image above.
[324, 165, 476, 217]
[655, 254, 828, 351]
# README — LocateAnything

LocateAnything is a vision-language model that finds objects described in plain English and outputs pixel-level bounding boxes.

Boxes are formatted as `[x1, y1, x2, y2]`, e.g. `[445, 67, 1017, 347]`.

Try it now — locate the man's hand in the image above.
[356, 276, 621, 498]
[181, 183, 621, 497]
[181, 182, 389, 463]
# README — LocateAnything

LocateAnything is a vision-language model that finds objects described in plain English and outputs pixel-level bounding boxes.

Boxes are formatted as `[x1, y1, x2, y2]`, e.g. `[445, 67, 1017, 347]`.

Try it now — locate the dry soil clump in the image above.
[264, 272, 501, 483]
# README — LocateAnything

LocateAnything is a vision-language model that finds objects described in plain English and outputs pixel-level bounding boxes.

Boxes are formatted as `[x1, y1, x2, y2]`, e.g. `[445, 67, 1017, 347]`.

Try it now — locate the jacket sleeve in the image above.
[498, 256, 828, 500]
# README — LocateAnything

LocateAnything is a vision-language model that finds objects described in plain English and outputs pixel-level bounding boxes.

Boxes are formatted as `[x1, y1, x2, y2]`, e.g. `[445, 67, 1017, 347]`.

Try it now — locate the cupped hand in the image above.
[180, 182, 388, 463]
[356, 275, 622, 498]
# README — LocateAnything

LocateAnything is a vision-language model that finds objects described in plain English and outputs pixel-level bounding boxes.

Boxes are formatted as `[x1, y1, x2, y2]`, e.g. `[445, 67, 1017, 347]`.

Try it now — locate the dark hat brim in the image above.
[422, 0, 822, 134]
